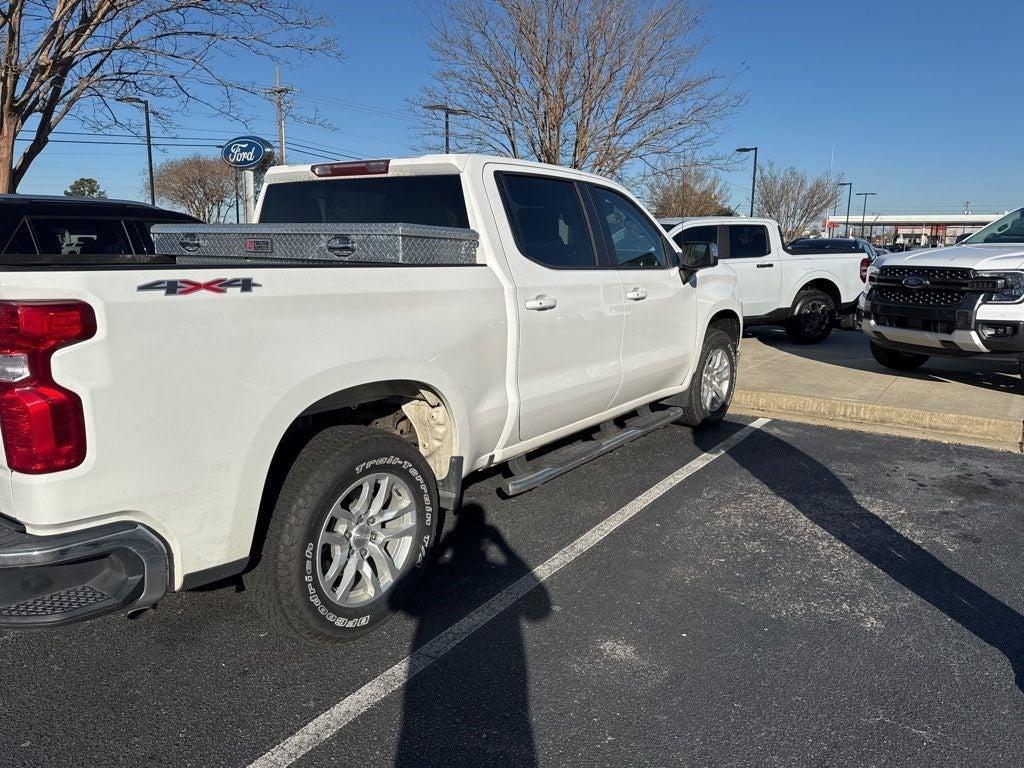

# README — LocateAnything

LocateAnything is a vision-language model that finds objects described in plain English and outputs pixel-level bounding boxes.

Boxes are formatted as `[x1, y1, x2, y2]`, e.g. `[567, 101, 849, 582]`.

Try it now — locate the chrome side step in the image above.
[502, 405, 684, 496]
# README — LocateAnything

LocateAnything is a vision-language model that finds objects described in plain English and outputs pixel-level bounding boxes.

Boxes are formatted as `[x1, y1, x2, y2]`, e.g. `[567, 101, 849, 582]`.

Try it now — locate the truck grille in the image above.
[872, 266, 975, 307]
[875, 287, 966, 307]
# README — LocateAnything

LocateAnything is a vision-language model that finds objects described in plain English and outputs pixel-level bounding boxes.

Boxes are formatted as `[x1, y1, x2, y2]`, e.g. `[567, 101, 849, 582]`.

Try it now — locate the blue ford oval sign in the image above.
[222, 136, 272, 170]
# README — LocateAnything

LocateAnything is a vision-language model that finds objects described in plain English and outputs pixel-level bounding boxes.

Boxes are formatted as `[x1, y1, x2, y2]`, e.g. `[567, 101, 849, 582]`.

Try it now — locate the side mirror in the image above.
[681, 241, 718, 270]
[955, 233, 969, 244]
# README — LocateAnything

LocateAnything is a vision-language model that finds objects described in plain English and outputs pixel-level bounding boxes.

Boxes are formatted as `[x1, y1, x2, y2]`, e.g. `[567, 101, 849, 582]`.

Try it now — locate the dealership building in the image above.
[824, 213, 1003, 247]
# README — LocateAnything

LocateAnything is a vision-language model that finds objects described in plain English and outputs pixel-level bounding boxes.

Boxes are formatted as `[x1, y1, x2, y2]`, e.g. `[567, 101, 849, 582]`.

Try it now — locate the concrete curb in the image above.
[732, 389, 1024, 454]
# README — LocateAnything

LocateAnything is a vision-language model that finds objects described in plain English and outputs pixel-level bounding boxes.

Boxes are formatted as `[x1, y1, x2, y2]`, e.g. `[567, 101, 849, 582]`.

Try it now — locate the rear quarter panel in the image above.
[0, 264, 508, 584]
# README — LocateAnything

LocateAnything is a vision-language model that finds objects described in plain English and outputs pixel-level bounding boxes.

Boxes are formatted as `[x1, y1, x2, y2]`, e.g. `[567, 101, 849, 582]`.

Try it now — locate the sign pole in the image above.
[243, 171, 256, 223]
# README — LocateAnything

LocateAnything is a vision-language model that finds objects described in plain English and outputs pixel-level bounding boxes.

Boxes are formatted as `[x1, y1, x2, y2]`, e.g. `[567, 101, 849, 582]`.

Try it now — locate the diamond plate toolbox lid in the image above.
[150, 223, 479, 265]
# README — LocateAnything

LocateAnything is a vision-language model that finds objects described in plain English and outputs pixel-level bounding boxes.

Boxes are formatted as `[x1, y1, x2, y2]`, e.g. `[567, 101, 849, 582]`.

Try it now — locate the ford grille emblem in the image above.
[902, 276, 929, 289]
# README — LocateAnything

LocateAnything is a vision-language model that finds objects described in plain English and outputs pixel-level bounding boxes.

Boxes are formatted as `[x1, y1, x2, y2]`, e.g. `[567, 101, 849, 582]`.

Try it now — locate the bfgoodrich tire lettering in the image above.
[249, 426, 438, 644]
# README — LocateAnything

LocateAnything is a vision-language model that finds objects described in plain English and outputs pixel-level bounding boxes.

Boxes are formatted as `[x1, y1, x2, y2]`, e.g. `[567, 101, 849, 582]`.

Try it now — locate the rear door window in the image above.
[497, 173, 597, 269]
[29, 218, 133, 256]
[259, 175, 470, 228]
[727, 225, 770, 259]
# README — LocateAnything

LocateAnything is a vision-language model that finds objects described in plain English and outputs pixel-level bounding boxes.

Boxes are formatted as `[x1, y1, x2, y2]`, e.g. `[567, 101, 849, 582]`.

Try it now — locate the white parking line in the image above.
[249, 417, 771, 768]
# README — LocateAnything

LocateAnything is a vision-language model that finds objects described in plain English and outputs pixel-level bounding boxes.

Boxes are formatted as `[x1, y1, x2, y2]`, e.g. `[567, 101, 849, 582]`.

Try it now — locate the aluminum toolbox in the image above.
[150, 223, 479, 265]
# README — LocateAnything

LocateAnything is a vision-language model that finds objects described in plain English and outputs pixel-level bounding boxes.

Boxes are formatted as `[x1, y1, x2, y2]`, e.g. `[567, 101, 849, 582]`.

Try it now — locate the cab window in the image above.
[726, 225, 770, 259]
[586, 184, 667, 269]
[2, 218, 37, 254]
[497, 173, 597, 269]
[30, 218, 133, 256]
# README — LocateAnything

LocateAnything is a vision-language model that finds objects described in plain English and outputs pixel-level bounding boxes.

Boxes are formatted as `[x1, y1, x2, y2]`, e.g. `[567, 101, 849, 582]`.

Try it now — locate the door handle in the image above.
[625, 287, 648, 301]
[756, 263, 774, 268]
[524, 295, 558, 311]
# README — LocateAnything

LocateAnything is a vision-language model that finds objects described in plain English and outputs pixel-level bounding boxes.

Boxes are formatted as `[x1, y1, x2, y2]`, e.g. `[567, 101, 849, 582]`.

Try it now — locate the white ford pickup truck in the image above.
[860, 205, 1024, 377]
[0, 155, 741, 642]
[661, 218, 868, 343]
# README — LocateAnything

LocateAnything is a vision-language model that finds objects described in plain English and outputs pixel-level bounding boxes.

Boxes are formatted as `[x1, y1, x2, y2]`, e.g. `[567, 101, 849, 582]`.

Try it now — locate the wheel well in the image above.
[248, 381, 455, 570]
[708, 310, 741, 344]
[797, 279, 841, 309]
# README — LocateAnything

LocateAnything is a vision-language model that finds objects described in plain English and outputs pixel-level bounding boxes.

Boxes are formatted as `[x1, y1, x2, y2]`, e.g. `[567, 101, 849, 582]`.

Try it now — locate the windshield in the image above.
[963, 207, 1024, 244]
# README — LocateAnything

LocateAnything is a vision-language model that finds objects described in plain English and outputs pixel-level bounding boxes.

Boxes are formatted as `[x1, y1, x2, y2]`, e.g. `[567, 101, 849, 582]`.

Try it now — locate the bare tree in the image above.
[0, 1, 340, 192]
[645, 163, 734, 218]
[754, 162, 842, 241]
[417, 0, 740, 177]
[152, 154, 234, 222]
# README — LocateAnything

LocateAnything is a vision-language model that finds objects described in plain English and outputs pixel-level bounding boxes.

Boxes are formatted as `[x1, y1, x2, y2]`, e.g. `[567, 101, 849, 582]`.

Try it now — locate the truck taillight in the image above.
[310, 159, 390, 177]
[860, 257, 871, 282]
[0, 301, 96, 473]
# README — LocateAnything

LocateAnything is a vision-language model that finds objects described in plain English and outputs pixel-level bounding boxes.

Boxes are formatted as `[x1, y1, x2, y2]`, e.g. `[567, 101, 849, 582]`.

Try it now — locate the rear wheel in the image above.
[869, 341, 929, 371]
[678, 327, 737, 427]
[249, 426, 438, 644]
[785, 288, 836, 344]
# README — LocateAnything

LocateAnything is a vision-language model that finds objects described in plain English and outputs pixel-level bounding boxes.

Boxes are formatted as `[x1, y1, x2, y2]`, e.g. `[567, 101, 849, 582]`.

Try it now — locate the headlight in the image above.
[977, 271, 1024, 303]
[866, 264, 880, 281]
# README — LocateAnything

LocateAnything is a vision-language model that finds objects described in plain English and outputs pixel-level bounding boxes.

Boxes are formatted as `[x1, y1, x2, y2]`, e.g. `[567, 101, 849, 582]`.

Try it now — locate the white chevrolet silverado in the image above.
[662, 218, 868, 343]
[0, 155, 741, 642]
[860, 206, 1024, 377]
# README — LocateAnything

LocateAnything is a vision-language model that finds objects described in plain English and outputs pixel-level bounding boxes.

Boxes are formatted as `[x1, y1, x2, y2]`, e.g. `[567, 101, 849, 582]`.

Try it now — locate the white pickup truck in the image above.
[0, 155, 741, 642]
[860, 205, 1024, 377]
[661, 218, 869, 343]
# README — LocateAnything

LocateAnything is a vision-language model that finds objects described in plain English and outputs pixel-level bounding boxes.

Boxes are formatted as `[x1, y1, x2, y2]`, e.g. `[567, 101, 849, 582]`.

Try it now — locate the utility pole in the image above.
[424, 104, 469, 153]
[117, 97, 154, 204]
[269, 66, 293, 165]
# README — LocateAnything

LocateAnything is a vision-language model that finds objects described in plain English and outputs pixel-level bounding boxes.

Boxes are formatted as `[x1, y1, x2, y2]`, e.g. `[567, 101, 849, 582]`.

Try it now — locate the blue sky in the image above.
[18, 0, 1023, 216]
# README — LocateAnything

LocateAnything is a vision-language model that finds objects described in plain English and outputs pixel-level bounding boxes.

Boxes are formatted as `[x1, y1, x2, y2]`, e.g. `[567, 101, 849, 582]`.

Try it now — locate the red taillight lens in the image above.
[310, 159, 390, 177]
[860, 257, 871, 282]
[0, 301, 96, 473]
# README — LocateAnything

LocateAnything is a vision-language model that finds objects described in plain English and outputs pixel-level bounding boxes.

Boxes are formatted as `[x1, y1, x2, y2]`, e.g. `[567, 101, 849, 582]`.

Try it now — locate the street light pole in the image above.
[424, 104, 470, 153]
[836, 182, 853, 237]
[118, 97, 155, 205]
[735, 146, 758, 216]
[856, 192, 877, 238]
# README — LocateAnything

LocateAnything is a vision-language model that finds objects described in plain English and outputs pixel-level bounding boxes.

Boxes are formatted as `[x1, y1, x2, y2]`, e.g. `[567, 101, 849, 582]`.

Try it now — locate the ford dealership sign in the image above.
[221, 136, 273, 170]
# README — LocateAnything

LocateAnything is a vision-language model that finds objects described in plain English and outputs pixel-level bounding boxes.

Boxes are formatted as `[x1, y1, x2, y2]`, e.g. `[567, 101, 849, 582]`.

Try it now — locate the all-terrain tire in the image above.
[784, 288, 836, 344]
[248, 426, 438, 644]
[678, 327, 738, 428]
[869, 341, 930, 371]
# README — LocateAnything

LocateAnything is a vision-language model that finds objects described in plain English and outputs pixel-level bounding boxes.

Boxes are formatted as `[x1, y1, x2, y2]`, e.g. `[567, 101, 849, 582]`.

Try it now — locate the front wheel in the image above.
[678, 327, 737, 428]
[248, 426, 438, 644]
[785, 289, 836, 344]
[869, 341, 929, 371]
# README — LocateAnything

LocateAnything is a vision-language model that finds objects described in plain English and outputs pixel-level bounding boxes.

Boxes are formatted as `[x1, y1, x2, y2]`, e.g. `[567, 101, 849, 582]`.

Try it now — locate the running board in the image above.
[502, 405, 684, 496]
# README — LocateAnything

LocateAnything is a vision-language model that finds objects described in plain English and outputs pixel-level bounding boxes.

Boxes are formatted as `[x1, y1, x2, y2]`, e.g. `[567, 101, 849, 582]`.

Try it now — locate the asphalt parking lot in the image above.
[3, 417, 1023, 768]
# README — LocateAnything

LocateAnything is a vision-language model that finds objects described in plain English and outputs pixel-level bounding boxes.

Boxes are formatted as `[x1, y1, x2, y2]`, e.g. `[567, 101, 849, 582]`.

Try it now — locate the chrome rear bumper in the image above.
[0, 518, 168, 629]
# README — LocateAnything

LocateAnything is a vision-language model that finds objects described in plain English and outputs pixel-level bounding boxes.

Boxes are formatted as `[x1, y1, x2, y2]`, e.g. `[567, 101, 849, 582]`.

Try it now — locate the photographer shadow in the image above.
[732, 428, 1024, 693]
[394, 502, 551, 767]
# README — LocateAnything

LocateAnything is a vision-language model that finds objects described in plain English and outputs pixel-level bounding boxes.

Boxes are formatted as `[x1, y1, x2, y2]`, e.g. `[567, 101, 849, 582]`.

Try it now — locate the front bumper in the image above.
[860, 293, 1024, 356]
[0, 517, 168, 629]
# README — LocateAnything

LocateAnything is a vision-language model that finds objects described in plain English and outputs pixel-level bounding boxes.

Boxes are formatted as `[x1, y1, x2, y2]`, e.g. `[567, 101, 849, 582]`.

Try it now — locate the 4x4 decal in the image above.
[137, 278, 262, 296]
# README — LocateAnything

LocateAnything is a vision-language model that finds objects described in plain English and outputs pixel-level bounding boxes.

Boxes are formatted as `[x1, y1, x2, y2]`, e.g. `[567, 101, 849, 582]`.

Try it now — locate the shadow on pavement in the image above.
[393, 502, 552, 767]
[747, 326, 1023, 395]
[732, 427, 1024, 693]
